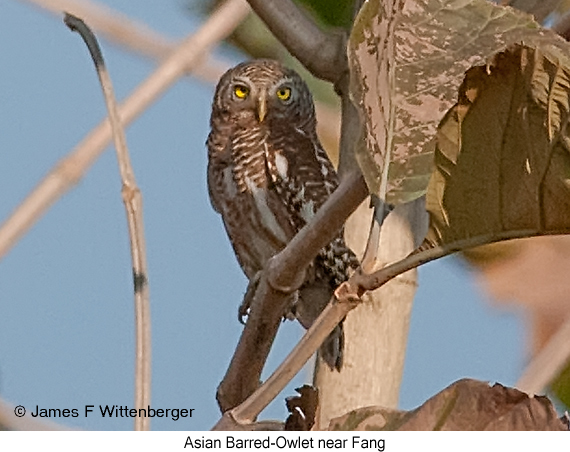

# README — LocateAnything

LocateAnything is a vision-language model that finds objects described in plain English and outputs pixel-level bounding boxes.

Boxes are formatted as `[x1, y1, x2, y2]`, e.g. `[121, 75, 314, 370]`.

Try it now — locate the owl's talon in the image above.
[238, 305, 249, 325]
[238, 271, 262, 324]
[283, 291, 298, 322]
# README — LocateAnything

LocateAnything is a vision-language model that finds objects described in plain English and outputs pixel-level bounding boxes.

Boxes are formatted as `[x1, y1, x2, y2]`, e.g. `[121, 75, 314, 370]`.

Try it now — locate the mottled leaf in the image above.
[424, 44, 570, 248]
[328, 379, 567, 430]
[348, 0, 569, 204]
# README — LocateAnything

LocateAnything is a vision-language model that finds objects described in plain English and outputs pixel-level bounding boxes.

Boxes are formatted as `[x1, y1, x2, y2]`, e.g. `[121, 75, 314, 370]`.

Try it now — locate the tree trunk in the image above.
[315, 196, 428, 428]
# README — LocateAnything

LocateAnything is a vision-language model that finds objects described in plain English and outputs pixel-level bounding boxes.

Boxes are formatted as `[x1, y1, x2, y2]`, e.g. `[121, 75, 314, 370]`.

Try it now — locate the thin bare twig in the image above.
[246, 0, 347, 84]
[351, 229, 570, 296]
[0, 0, 250, 261]
[517, 316, 570, 395]
[216, 171, 368, 412]
[64, 13, 152, 431]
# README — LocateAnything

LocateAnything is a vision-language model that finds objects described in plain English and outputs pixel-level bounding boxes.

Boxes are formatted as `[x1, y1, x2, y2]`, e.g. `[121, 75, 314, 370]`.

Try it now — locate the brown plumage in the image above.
[206, 60, 358, 370]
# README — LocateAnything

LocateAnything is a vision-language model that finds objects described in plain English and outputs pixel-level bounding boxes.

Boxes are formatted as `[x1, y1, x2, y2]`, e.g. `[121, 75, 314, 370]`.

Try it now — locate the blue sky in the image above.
[0, 0, 523, 431]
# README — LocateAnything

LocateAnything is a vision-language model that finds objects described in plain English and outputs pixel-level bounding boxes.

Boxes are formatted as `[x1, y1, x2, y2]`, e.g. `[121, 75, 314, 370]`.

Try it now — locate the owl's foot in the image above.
[238, 271, 262, 324]
[239, 272, 298, 324]
[283, 291, 298, 322]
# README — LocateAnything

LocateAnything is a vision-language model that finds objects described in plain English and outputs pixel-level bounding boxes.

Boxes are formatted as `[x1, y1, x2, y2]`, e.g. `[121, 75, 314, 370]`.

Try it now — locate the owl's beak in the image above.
[256, 92, 267, 123]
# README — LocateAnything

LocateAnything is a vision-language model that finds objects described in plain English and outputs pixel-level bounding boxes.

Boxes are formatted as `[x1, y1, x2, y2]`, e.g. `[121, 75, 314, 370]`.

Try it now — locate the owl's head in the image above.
[212, 60, 316, 131]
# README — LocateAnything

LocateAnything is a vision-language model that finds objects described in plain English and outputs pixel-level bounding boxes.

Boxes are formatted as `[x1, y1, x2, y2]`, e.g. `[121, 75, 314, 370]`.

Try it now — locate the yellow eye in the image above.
[276, 87, 291, 101]
[233, 85, 249, 99]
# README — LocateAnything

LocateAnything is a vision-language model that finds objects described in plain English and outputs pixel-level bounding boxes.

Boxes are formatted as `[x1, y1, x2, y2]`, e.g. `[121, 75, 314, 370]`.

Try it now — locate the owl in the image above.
[207, 60, 358, 370]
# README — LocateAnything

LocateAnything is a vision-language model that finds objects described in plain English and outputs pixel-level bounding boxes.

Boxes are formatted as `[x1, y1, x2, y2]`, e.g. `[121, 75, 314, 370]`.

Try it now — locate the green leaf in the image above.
[424, 44, 570, 248]
[348, 0, 568, 204]
[295, 0, 354, 29]
[551, 360, 570, 410]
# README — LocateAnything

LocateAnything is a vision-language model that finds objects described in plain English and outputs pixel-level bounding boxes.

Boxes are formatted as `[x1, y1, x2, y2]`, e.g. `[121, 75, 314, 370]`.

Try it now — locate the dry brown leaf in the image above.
[284, 385, 319, 431]
[420, 42, 570, 411]
[421, 45, 570, 406]
[424, 44, 570, 248]
[328, 379, 567, 430]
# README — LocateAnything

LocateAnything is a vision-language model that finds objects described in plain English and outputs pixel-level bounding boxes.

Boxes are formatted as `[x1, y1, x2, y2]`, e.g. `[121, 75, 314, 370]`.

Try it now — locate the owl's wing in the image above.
[265, 130, 339, 231]
[266, 132, 354, 371]
[266, 129, 360, 282]
[206, 131, 233, 214]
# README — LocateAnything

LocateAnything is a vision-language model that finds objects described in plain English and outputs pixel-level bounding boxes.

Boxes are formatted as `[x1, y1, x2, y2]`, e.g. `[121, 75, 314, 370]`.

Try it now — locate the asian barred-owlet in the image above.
[206, 60, 358, 370]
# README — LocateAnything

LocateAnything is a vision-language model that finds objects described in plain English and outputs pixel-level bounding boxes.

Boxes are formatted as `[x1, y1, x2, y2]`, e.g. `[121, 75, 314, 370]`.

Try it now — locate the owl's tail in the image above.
[319, 324, 344, 371]
[296, 280, 344, 371]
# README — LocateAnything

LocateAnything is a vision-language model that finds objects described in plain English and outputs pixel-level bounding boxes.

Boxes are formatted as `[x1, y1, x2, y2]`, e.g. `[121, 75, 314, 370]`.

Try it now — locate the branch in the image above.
[245, 0, 347, 84]
[216, 200, 421, 427]
[351, 229, 570, 295]
[216, 171, 368, 412]
[218, 286, 359, 427]
[0, 0, 250, 262]
[64, 14, 152, 431]
[271, 171, 368, 291]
